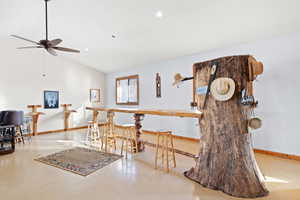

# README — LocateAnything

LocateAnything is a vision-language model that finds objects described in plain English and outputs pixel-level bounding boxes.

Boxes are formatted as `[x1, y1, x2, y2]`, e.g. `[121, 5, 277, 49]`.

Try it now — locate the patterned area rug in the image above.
[35, 147, 122, 176]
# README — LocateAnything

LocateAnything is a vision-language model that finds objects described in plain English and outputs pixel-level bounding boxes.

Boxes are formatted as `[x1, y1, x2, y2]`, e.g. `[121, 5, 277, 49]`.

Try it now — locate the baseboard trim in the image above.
[142, 130, 300, 162]
[36, 126, 88, 136]
[253, 149, 300, 162]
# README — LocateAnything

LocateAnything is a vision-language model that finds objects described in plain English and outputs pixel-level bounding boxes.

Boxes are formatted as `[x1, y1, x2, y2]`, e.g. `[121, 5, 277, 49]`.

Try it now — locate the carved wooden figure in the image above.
[185, 55, 268, 198]
[61, 104, 76, 131]
[27, 105, 45, 136]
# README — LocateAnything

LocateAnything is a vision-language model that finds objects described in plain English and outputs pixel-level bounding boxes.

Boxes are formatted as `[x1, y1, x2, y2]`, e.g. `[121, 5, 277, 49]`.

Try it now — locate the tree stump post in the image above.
[184, 55, 269, 198]
[134, 113, 145, 152]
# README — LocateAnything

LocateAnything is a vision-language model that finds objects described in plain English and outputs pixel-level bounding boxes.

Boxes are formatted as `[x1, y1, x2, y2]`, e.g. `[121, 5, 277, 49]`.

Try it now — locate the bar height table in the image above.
[86, 107, 202, 152]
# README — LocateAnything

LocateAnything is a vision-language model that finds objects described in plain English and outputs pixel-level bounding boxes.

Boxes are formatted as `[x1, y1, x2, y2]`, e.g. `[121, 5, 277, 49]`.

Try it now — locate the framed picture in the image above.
[90, 89, 100, 103]
[44, 91, 59, 109]
[116, 75, 139, 105]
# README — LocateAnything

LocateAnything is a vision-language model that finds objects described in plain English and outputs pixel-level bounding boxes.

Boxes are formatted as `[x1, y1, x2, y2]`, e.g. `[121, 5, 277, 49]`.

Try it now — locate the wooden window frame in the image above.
[115, 75, 139, 105]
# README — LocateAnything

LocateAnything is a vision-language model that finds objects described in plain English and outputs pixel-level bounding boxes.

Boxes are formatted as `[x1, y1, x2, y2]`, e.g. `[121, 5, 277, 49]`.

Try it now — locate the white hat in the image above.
[210, 78, 235, 101]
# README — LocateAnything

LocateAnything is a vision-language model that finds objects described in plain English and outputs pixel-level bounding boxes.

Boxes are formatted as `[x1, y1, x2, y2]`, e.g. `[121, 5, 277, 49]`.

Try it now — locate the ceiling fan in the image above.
[11, 0, 80, 56]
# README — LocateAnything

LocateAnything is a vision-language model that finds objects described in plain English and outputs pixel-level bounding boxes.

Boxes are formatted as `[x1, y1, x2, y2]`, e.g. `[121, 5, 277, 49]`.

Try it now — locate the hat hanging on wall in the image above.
[172, 73, 185, 86]
[248, 56, 264, 80]
[210, 78, 235, 101]
[172, 73, 194, 87]
[248, 117, 262, 130]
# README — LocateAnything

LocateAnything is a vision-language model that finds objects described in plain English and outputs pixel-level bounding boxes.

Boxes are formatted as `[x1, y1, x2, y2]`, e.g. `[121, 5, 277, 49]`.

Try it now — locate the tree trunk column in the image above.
[134, 113, 145, 152]
[185, 55, 269, 198]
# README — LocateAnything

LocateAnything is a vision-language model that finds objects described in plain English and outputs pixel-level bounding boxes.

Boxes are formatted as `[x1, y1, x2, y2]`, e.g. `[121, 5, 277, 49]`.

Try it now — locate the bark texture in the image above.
[184, 55, 269, 198]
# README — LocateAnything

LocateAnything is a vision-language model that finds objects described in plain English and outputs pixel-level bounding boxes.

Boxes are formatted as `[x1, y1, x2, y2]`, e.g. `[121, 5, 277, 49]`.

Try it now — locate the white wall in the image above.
[105, 32, 300, 156]
[0, 38, 106, 132]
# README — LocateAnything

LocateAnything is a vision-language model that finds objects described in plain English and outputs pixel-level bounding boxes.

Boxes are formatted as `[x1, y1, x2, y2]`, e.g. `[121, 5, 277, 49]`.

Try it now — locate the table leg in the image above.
[92, 111, 99, 123]
[134, 114, 145, 152]
[32, 115, 39, 136]
[64, 112, 71, 131]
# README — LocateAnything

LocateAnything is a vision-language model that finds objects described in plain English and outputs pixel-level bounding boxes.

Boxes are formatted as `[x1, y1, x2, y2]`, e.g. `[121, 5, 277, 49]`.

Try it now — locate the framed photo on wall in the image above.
[116, 75, 139, 105]
[44, 91, 59, 109]
[90, 89, 100, 103]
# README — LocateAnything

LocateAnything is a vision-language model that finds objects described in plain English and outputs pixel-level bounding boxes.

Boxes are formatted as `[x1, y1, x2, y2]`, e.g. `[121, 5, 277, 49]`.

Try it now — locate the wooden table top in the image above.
[86, 107, 202, 118]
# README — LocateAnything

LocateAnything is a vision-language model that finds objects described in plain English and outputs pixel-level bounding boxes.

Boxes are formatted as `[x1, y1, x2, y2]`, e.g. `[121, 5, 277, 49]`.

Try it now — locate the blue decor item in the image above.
[197, 86, 208, 95]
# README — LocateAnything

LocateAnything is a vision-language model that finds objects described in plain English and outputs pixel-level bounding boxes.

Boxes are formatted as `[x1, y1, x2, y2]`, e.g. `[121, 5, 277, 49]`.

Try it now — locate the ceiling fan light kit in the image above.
[11, 0, 80, 56]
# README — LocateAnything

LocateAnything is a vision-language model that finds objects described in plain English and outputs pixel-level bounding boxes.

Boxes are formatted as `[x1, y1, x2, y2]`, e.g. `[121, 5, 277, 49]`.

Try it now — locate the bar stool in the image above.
[85, 121, 101, 145]
[100, 122, 117, 152]
[146, 130, 176, 172]
[115, 124, 137, 158]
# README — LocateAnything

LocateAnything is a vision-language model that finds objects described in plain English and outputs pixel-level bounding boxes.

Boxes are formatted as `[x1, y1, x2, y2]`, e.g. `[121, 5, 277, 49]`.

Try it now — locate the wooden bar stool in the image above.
[100, 122, 117, 152]
[151, 130, 176, 172]
[85, 121, 101, 145]
[115, 124, 137, 158]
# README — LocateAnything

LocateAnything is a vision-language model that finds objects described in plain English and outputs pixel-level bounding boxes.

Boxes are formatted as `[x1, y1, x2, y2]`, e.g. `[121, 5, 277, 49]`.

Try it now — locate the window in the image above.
[116, 75, 139, 105]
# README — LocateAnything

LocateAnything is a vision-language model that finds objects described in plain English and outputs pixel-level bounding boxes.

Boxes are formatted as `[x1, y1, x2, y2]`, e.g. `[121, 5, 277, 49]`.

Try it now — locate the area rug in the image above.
[35, 147, 122, 176]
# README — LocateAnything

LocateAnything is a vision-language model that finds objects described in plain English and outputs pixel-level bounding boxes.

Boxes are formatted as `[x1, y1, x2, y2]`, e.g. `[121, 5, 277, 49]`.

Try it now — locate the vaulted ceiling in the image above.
[1, 0, 300, 73]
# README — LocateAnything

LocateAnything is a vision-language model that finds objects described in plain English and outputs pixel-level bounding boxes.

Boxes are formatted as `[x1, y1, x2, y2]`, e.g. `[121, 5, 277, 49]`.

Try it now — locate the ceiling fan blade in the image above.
[49, 39, 62, 47]
[11, 35, 40, 45]
[46, 48, 57, 56]
[53, 46, 80, 53]
[17, 46, 43, 49]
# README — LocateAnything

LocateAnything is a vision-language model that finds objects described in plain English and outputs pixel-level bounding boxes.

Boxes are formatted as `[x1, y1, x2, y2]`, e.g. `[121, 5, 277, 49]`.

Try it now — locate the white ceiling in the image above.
[1, 0, 300, 73]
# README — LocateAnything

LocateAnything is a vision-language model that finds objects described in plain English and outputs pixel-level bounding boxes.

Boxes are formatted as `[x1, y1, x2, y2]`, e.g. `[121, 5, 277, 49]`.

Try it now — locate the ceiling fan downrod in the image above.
[45, 0, 49, 41]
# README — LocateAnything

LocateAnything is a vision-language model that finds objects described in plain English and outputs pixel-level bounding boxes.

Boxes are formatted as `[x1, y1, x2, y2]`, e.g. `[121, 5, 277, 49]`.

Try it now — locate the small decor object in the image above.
[202, 63, 219, 109]
[173, 73, 184, 86]
[116, 75, 139, 105]
[210, 77, 235, 101]
[44, 91, 59, 109]
[248, 118, 262, 130]
[241, 89, 255, 106]
[35, 147, 122, 176]
[172, 73, 194, 88]
[248, 56, 264, 80]
[90, 89, 100, 103]
[156, 73, 161, 98]
[196, 86, 208, 95]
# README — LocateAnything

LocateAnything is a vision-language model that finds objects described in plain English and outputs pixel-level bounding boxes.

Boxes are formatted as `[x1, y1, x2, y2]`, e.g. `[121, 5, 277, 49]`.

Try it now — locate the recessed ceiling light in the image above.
[84, 48, 89, 52]
[156, 11, 163, 18]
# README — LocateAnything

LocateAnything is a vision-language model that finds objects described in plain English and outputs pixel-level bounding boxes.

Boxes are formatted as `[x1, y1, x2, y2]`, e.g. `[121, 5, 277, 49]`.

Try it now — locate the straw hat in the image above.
[210, 78, 235, 101]
[248, 118, 262, 130]
[172, 73, 185, 86]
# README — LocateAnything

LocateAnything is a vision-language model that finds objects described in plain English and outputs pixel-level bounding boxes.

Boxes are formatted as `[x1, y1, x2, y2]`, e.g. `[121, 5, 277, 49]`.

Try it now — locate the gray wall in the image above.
[105, 32, 300, 156]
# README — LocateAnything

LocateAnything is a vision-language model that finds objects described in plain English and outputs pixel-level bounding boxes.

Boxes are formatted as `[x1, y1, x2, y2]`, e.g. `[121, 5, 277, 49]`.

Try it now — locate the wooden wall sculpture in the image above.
[156, 73, 161, 98]
[61, 104, 76, 131]
[27, 105, 45, 136]
[185, 55, 269, 198]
